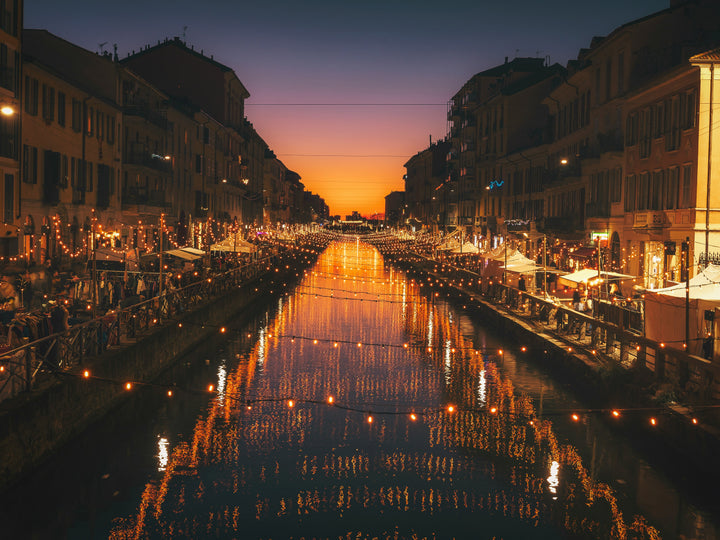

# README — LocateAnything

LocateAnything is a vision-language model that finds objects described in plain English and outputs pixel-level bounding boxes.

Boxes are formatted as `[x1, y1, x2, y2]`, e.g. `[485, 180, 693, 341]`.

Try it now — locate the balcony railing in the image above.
[123, 105, 167, 129]
[124, 150, 173, 173]
[122, 186, 170, 208]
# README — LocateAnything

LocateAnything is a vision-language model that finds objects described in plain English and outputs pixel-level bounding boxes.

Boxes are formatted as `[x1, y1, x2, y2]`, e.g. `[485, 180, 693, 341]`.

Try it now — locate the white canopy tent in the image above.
[451, 242, 480, 254]
[558, 269, 634, 288]
[164, 249, 203, 261]
[645, 264, 720, 355]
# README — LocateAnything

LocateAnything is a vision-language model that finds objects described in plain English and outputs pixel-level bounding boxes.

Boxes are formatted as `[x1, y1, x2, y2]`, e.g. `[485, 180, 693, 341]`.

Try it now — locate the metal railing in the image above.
[0, 250, 283, 403]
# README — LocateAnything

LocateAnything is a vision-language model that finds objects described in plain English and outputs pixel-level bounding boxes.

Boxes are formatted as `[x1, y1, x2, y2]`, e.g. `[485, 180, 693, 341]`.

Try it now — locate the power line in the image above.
[245, 103, 447, 106]
[279, 153, 410, 158]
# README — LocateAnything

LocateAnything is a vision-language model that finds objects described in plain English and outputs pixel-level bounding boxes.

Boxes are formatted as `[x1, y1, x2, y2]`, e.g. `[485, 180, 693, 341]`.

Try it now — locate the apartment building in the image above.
[22, 30, 123, 262]
[403, 140, 449, 231]
[409, 0, 720, 285]
[0, 0, 21, 257]
[121, 39, 264, 226]
[447, 57, 556, 240]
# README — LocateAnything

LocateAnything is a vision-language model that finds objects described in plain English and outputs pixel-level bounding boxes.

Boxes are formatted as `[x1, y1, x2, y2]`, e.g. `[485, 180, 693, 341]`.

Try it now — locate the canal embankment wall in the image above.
[0, 253, 319, 491]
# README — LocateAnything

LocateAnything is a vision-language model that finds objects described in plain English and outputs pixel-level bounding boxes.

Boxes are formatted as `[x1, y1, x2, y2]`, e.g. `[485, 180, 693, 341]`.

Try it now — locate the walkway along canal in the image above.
[2, 237, 717, 538]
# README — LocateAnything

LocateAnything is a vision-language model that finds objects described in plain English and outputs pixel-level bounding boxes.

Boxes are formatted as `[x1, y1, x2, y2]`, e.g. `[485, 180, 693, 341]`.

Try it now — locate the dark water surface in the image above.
[1, 239, 718, 539]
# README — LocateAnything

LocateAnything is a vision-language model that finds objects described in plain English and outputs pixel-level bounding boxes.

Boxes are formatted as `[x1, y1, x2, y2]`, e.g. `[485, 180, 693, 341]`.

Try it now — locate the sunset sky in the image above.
[25, 0, 669, 217]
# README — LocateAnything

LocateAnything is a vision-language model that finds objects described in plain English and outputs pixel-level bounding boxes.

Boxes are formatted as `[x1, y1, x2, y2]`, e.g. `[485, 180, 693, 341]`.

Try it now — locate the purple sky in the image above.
[25, 0, 670, 216]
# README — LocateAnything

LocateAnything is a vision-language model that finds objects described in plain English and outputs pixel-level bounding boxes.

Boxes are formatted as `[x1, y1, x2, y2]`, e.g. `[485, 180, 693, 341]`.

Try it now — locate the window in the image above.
[666, 167, 678, 210]
[97, 109, 103, 140]
[654, 103, 664, 138]
[57, 92, 66, 127]
[0, 43, 17, 92]
[86, 106, 94, 135]
[680, 164, 692, 208]
[71, 99, 82, 132]
[4, 173, 13, 224]
[22, 145, 38, 184]
[42, 84, 55, 123]
[86, 162, 93, 192]
[195, 154, 203, 174]
[625, 174, 636, 212]
[605, 58, 612, 101]
[617, 52, 624, 94]
[650, 170, 664, 210]
[684, 90, 696, 129]
[106, 115, 115, 144]
[666, 96, 681, 151]
[24, 76, 38, 115]
[610, 168, 622, 203]
[61, 154, 68, 188]
[638, 172, 649, 210]
[639, 109, 652, 158]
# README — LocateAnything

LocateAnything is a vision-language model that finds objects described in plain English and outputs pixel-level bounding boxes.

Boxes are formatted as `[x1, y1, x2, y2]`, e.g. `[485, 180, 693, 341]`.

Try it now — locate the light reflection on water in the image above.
[105, 240, 714, 539]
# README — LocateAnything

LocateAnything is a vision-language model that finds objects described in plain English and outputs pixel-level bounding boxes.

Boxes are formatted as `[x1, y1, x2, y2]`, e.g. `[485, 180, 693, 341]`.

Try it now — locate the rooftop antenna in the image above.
[182, 25, 188, 42]
[98, 41, 108, 54]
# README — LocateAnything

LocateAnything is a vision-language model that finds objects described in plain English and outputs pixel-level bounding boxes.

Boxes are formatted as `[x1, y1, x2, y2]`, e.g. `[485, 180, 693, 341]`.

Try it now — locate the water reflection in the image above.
[109, 240, 684, 538]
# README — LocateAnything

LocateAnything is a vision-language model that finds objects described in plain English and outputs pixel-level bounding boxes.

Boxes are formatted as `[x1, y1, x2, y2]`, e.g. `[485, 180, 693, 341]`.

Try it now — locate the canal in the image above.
[1, 238, 718, 539]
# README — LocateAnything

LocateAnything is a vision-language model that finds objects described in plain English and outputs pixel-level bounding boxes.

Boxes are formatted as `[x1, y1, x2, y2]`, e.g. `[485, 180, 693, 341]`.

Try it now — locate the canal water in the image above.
[2, 239, 718, 539]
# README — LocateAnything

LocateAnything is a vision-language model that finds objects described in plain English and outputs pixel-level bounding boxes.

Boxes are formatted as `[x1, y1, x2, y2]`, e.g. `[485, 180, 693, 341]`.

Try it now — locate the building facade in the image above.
[0, 0, 21, 258]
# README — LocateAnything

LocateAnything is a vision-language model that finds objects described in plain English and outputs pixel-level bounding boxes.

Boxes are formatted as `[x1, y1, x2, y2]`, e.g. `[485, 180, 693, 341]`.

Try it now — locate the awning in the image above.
[558, 269, 634, 287]
[164, 249, 203, 261]
[179, 247, 206, 256]
[567, 247, 597, 259]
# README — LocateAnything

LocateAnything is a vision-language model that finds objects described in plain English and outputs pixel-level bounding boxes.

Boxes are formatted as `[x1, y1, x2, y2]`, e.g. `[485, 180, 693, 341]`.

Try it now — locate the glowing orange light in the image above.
[327, 396, 334, 404]
[125, 382, 132, 390]
[521, 347, 527, 352]
[410, 413, 417, 421]
[333, 342, 338, 348]
[207, 384, 214, 392]
[357, 342, 362, 347]
[167, 390, 173, 397]
[178, 323, 182, 328]
[650, 417, 657, 426]
[367, 415, 373, 423]
[612, 410, 620, 418]
[498, 349, 503, 355]
[571, 414, 579, 422]
[288, 400, 294, 407]
[220, 327, 226, 333]
[313, 339, 318, 344]
[447, 405, 455, 413]
[403, 343, 409, 349]
[83, 370, 90, 378]
[692, 418, 698, 425]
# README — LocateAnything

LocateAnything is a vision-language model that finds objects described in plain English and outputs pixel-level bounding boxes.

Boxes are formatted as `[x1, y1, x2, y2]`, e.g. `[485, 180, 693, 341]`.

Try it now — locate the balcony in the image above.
[122, 187, 170, 208]
[123, 105, 167, 130]
[632, 211, 669, 231]
[124, 149, 173, 173]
